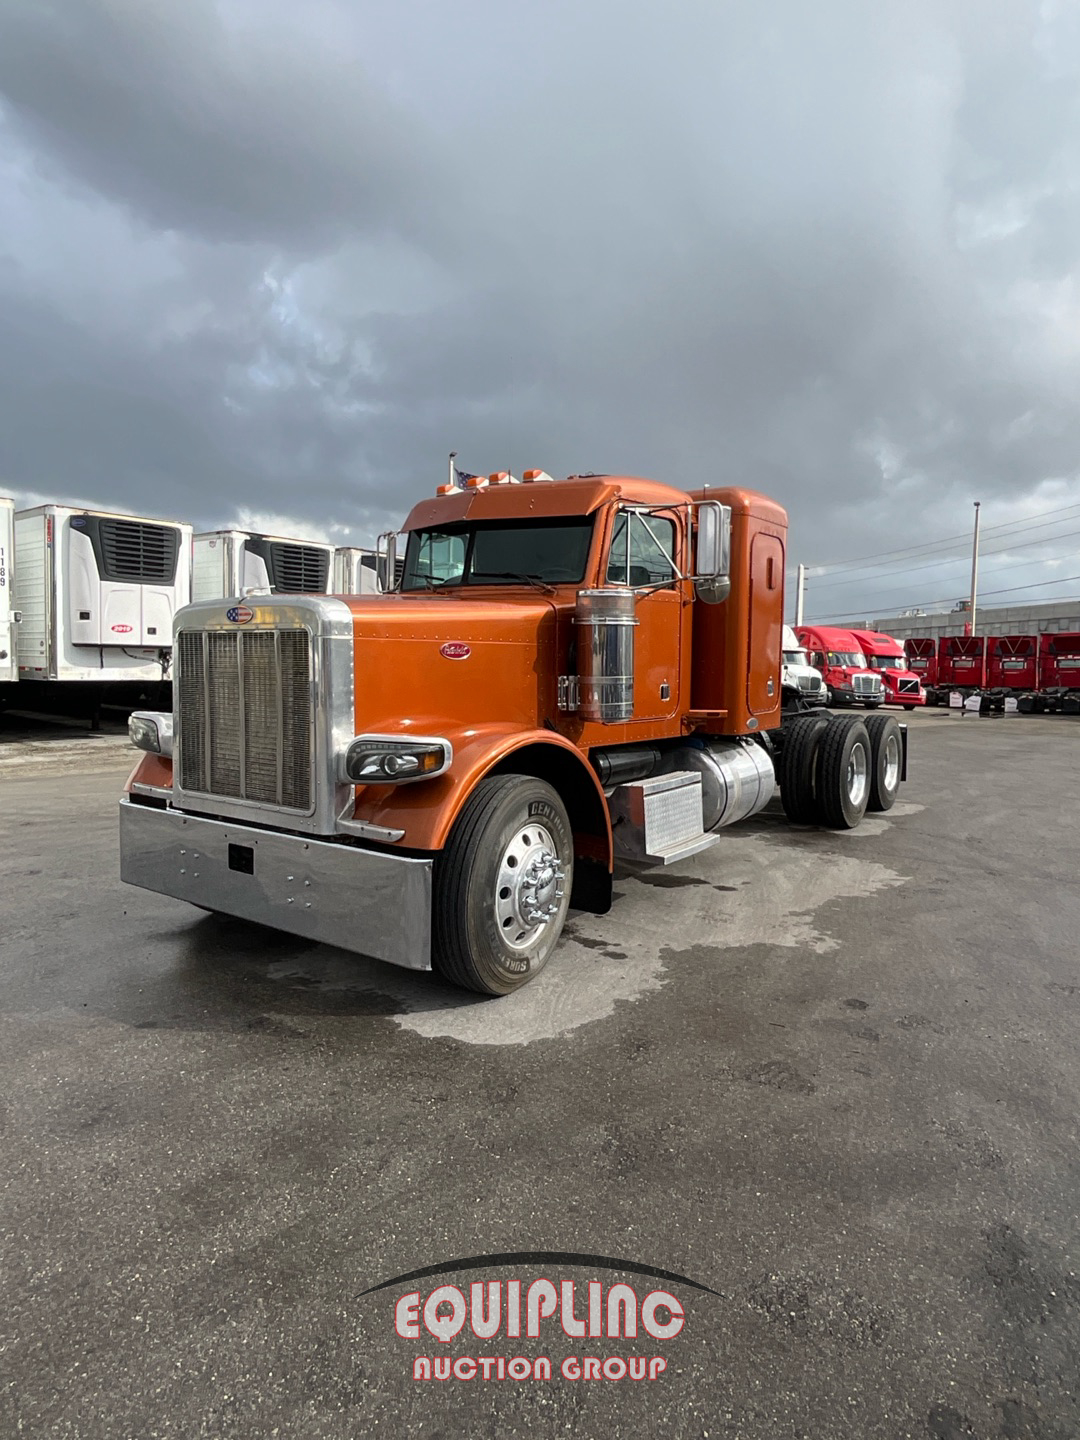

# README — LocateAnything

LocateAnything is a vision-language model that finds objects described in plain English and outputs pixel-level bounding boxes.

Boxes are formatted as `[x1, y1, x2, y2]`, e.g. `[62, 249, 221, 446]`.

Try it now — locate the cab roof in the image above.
[402, 474, 691, 532]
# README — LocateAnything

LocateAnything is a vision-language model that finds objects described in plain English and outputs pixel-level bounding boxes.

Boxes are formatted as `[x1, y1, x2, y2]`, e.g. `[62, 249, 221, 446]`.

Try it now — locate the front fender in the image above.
[347, 724, 612, 863]
[125, 751, 173, 794]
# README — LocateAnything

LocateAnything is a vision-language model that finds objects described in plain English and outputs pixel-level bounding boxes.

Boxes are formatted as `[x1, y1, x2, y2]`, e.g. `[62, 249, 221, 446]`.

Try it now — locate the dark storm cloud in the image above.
[0, 0, 446, 250]
[0, 0, 1077, 605]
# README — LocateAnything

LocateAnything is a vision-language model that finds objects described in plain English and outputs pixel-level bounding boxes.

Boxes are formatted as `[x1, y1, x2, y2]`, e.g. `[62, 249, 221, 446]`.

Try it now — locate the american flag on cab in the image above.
[455, 465, 479, 485]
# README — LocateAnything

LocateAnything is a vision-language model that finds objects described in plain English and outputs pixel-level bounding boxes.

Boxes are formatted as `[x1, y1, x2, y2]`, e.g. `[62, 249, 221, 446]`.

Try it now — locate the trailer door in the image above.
[0, 499, 14, 682]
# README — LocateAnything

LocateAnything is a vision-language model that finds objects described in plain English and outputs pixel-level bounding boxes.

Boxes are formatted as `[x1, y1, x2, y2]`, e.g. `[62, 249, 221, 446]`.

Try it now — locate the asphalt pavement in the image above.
[1, 710, 1078, 1439]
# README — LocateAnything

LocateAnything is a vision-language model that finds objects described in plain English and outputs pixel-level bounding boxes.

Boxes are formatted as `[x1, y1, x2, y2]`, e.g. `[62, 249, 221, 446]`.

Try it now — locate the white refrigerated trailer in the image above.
[0, 498, 16, 684]
[14, 505, 191, 688]
[191, 530, 334, 601]
[332, 546, 381, 595]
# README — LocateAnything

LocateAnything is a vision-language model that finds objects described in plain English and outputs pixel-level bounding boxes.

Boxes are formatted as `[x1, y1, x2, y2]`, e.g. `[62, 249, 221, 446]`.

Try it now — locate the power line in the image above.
[806, 571, 1080, 624]
[809, 498, 1080, 574]
[804, 523, 1080, 594]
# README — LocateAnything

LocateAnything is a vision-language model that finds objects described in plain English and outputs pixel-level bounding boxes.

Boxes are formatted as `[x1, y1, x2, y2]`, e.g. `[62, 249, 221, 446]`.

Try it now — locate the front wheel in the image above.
[902, 704, 916, 711]
[432, 775, 573, 995]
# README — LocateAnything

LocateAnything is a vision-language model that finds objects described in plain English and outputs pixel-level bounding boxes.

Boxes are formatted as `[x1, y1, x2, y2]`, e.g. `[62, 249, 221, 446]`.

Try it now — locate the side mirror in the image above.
[376, 531, 399, 592]
[693, 502, 731, 604]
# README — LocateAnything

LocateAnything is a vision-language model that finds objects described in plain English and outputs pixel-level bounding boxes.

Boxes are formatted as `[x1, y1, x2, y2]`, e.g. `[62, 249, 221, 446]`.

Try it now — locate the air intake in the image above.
[265, 543, 331, 594]
[94, 518, 180, 583]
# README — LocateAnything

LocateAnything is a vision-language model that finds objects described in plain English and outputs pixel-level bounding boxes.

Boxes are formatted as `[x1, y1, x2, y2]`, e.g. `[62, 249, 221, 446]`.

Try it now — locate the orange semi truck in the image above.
[119, 472, 910, 995]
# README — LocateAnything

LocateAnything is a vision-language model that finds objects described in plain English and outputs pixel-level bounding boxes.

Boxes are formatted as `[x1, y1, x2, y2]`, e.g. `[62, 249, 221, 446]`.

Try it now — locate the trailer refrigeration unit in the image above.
[1032, 633, 1080, 714]
[904, 638, 937, 697]
[191, 531, 334, 602]
[848, 629, 924, 710]
[15, 506, 191, 701]
[934, 635, 985, 704]
[332, 547, 381, 596]
[0, 497, 16, 686]
[986, 636, 1038, 712]
[121, 469, 912, 997]
[793, 625, 885, 709]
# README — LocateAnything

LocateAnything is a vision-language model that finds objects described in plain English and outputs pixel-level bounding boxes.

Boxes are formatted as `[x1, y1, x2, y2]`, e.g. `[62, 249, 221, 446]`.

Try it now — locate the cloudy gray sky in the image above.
[1, 0, 1078, 619]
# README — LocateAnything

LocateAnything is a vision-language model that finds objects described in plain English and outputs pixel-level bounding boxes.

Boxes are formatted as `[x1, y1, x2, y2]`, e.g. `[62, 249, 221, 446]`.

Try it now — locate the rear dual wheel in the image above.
[432, 775, 573, 996]
[781, 713, 898, 829]
[861, 713, 903, 812]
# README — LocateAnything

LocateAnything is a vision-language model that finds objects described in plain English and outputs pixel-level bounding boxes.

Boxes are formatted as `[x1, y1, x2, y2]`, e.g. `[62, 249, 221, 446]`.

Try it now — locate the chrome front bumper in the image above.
[119, 799, 432, 970]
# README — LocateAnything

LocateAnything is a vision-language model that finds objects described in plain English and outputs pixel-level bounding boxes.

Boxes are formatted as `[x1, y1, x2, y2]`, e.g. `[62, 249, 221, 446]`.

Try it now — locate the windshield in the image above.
[782, 650, 809, 665]
[826, 651, 867, 668]
[864, 653, 902, 670]
[401, 517, 594, 590]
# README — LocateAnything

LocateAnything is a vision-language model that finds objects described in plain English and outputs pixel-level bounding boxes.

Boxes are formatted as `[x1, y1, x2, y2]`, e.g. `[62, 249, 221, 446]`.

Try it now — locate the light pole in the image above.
[969, 501, 981, 634]
[795, 563, 806, 626]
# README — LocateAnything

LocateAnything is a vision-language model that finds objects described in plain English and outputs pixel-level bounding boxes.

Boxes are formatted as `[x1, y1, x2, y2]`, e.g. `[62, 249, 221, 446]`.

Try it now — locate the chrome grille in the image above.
[177, 628, 313, 810]
[797, 674, 824, 693]
[852, 674, 883, 695]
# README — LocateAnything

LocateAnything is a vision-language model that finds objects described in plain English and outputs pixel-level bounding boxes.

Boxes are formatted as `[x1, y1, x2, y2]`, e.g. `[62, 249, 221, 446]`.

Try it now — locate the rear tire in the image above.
[817, 717, 872, 830]
[779, 715, 829, 825]
[862, 713, 902, 812]
[432, 775, 573, 996]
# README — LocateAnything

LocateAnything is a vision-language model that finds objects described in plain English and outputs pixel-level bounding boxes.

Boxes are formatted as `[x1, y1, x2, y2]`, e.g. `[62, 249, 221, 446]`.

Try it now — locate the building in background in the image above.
[864, 599, 1080, 642]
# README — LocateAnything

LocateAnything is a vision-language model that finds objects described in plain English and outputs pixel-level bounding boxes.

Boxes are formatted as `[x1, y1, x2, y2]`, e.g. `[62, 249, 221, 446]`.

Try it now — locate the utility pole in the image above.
[969, 501, 981, 634]
[795, 563, 806, 626]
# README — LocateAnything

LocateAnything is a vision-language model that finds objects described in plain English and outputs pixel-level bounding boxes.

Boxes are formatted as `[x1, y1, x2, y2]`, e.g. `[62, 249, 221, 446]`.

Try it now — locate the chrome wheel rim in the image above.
[883, 733, 901, 794]
[495, 822, 566, 950]
[846, 741, 869, 808]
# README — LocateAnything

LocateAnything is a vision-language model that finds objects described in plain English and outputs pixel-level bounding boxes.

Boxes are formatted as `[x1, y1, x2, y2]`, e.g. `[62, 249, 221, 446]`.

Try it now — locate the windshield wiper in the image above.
[468, 571, 556, 595]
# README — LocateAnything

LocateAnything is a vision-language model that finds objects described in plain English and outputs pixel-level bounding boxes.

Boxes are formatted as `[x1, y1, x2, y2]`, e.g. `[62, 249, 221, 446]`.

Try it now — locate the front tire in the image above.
[817, 716, 872, 829]
[432, 775, 573, 995]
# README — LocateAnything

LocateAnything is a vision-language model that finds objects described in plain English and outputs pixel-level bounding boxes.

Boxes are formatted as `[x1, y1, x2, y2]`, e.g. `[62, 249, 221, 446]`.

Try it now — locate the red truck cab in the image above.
[986, 636, 1038, 693]
[795, 625, 885, 709]
[1038, 633, 1080, 712]
[849, 629, 924, 709]
[937, 635, 985, 693]
[903, 638, 937, 691]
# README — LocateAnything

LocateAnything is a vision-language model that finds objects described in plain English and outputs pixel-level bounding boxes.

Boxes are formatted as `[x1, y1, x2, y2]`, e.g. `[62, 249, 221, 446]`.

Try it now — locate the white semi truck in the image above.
[781, 624, 826, 702]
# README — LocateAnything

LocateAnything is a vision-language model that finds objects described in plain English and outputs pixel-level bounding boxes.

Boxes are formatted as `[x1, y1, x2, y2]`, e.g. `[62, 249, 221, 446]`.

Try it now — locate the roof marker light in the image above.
[465, 474, 490, 489]
[488, 471, 520, 485]
[435, 483, 461, 496]
[523, 469, 556, 484]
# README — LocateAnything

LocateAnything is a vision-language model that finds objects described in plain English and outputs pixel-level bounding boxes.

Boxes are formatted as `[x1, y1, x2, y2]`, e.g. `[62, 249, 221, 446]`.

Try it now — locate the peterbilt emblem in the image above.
[227, 605, 254, 623]
[440, 642, 471, 660]
[111, 623, 133, 633]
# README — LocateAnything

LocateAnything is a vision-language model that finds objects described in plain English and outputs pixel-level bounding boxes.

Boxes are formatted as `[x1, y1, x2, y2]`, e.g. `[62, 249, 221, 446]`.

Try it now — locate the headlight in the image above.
[129, 711, 174, 757]
[342, 735, 452, 785]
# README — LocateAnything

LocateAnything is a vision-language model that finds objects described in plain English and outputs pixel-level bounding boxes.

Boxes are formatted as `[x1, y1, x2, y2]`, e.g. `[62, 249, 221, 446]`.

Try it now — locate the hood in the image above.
[341, 590, 561, 734]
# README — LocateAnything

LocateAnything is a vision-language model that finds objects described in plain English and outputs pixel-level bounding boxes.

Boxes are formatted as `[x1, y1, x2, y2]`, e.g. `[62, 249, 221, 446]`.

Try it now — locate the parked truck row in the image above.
[903, 633, 1080, 713]
[119, 469, 913, 995]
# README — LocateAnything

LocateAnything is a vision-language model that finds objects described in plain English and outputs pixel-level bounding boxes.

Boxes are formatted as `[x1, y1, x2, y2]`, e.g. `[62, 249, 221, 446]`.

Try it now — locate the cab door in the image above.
[606, 508, 682, 721]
